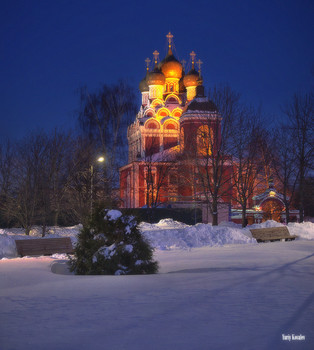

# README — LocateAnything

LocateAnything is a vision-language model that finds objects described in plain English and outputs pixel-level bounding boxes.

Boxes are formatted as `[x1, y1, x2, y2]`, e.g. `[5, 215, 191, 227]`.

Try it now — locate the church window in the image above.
[146, 122, 159, 129]
[167, 97, 177, 103]
[197, 125, 212, 155]
[145, 136, 160, 156]
[165, 122, 177, 130]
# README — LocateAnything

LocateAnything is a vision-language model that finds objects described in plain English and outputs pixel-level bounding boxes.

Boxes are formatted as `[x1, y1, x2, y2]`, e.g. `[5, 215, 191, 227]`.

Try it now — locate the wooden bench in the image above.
[15, 237, 74, 257]
[250, 226, 298, 243]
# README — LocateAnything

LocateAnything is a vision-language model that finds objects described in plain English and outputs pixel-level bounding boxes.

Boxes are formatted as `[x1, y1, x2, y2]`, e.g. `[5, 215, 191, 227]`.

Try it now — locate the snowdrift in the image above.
[1, 220, 314, 259]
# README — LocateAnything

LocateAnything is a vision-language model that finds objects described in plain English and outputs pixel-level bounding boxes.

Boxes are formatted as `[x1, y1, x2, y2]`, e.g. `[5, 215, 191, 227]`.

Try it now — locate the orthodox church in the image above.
[119, 33, 298, 224]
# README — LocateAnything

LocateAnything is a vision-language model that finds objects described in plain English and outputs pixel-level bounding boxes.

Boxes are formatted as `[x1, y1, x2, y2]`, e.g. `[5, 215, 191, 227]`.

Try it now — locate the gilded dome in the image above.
[146, 67, 165, 86]
[183, 68, 199, 87]
[139, 74, 149, 92]
[160, 48, 183, 79]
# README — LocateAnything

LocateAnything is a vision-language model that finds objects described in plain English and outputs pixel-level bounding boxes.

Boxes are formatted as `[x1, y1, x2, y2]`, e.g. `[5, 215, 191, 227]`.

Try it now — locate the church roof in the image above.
[187, 97, 217, 112]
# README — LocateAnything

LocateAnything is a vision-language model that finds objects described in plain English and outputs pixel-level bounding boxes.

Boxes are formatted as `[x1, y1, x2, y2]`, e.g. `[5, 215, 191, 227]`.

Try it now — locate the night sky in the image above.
[1, 0, 313, 140]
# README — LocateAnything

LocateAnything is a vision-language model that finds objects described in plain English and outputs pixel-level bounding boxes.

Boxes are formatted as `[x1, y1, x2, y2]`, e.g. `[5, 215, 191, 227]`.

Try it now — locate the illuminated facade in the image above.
[119, 33, 296, 224]
[120, 33, 229, 221]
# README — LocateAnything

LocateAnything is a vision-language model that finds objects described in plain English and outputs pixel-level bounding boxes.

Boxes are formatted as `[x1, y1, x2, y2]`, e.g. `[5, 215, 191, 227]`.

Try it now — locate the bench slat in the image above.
[15, 237, 74, 256]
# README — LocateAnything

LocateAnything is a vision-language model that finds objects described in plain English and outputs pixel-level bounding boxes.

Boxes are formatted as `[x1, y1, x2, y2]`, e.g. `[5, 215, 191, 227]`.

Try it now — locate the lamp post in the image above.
[90, 156, 105, 215]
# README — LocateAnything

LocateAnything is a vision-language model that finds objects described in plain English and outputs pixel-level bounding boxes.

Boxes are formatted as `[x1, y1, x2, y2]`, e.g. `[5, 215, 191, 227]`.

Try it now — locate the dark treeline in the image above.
[0, 81, 136, 234]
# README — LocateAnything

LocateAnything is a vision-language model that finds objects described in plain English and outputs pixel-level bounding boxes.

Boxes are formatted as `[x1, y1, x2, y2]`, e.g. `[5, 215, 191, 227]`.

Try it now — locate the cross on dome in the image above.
[190, 51, 196, 64]
[153, 50, 159, 65]
[145, 57, 151, 71]
[196, 59, 203, 73]
[166, 32, 174, 48]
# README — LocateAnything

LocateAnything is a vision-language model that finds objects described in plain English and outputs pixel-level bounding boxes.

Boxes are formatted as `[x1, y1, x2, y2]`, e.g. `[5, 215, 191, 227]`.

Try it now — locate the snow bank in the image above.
[141, 221, 256, 250]
[288, 221, 314, 240]
[0, 233, 17, 258]
[1, 220, 314, 259]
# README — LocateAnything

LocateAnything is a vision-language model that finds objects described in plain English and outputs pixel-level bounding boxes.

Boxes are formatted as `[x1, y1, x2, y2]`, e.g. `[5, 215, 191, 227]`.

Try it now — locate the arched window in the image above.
[171, 107, 182, 118]
[166, 94, 181, 104]
[146, 121, 160, 129]
[197, 125, 212, 155]
[157, 108, 170, 118]
[145, 111, 154, 118]
[164, 122, 178, 130]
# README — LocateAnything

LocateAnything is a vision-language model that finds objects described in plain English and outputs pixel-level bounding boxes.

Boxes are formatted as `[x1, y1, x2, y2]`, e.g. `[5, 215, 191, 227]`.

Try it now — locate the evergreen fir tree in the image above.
[70, 207, 158, 275]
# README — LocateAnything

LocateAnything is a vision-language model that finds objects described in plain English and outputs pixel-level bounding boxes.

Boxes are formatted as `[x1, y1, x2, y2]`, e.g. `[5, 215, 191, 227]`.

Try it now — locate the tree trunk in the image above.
[42, 223, 46, 237]
[212, 200, 218, 226]
[285, 203, 290, 224]
[299, 171, 304, 222]
[241, 205, 247, 227]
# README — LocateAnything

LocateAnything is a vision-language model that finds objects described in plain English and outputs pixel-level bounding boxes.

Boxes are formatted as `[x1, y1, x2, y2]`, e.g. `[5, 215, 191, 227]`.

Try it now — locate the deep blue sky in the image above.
[1, 0, 313, 140]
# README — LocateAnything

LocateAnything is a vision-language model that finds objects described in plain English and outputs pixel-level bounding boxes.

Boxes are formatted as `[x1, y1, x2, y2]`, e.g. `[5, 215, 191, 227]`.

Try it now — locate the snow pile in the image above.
[141, 220, 256, 250]
[249, 220, 284, 229]
[0, 233, 17, 258]
[288, 221, 314, 240]
[104, 209, 122, 221]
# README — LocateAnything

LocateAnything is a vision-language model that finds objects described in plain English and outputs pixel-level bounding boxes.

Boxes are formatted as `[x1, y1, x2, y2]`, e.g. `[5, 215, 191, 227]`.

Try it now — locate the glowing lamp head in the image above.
[269, 191, 276, 197]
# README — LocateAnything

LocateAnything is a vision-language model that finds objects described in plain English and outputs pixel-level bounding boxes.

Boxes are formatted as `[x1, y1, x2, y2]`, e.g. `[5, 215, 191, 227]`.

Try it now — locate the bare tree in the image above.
[3, 134, 49, 234]
[0, 141, 14, 226]
[230, 108, 264, 227]
[271, 125, 298, 223]
[285, 92, 314, 222]
[192, 86, 239, 225]
[78, 80, 137, 189]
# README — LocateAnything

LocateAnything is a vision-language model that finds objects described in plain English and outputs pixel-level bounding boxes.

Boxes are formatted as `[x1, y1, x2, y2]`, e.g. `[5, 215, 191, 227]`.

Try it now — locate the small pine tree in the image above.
[70, 207, 158, 275]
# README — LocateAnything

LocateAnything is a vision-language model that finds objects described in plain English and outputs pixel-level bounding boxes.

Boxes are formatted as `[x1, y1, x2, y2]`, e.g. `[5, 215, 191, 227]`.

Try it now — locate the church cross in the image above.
[190, 51, 196, 64]
[145, 57, 151, 71]
[166, 32, 174, 48]
[153, 50, 159, 64]
[196, 59, 203, 73]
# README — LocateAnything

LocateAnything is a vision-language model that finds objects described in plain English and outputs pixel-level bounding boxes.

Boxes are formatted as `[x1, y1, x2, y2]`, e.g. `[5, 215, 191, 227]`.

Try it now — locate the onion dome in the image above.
[183, 67, 199, 87]
[139, 74, 149, 92]
[146, 67, 165, 86]
[160, 47, 183, 79]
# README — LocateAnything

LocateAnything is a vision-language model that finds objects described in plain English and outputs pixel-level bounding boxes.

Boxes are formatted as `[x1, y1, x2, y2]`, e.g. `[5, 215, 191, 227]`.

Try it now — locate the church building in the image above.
[119, 33, 297, 224]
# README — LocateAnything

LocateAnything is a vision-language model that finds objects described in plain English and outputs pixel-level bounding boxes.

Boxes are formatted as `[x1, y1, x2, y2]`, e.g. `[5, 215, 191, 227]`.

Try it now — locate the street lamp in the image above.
[90, 156, 105, 214]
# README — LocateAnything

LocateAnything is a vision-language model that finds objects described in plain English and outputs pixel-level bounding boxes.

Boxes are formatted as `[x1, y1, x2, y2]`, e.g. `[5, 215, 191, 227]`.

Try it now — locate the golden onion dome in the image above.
[146, 67, 165, 86]
[139, 74, 149, 92]
[160, 48, 183, 79]
[183, 68, 199, 87]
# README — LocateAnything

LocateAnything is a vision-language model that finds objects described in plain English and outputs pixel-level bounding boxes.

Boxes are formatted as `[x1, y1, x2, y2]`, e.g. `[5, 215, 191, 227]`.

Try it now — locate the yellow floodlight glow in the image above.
[97, 156, 105, 163]
[269, 191, 276, 197]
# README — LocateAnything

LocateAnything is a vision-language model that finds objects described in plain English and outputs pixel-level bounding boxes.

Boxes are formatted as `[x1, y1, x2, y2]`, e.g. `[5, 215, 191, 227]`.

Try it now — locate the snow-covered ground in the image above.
[1, 220, 314, 259]
[1, 220, 314, 349]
